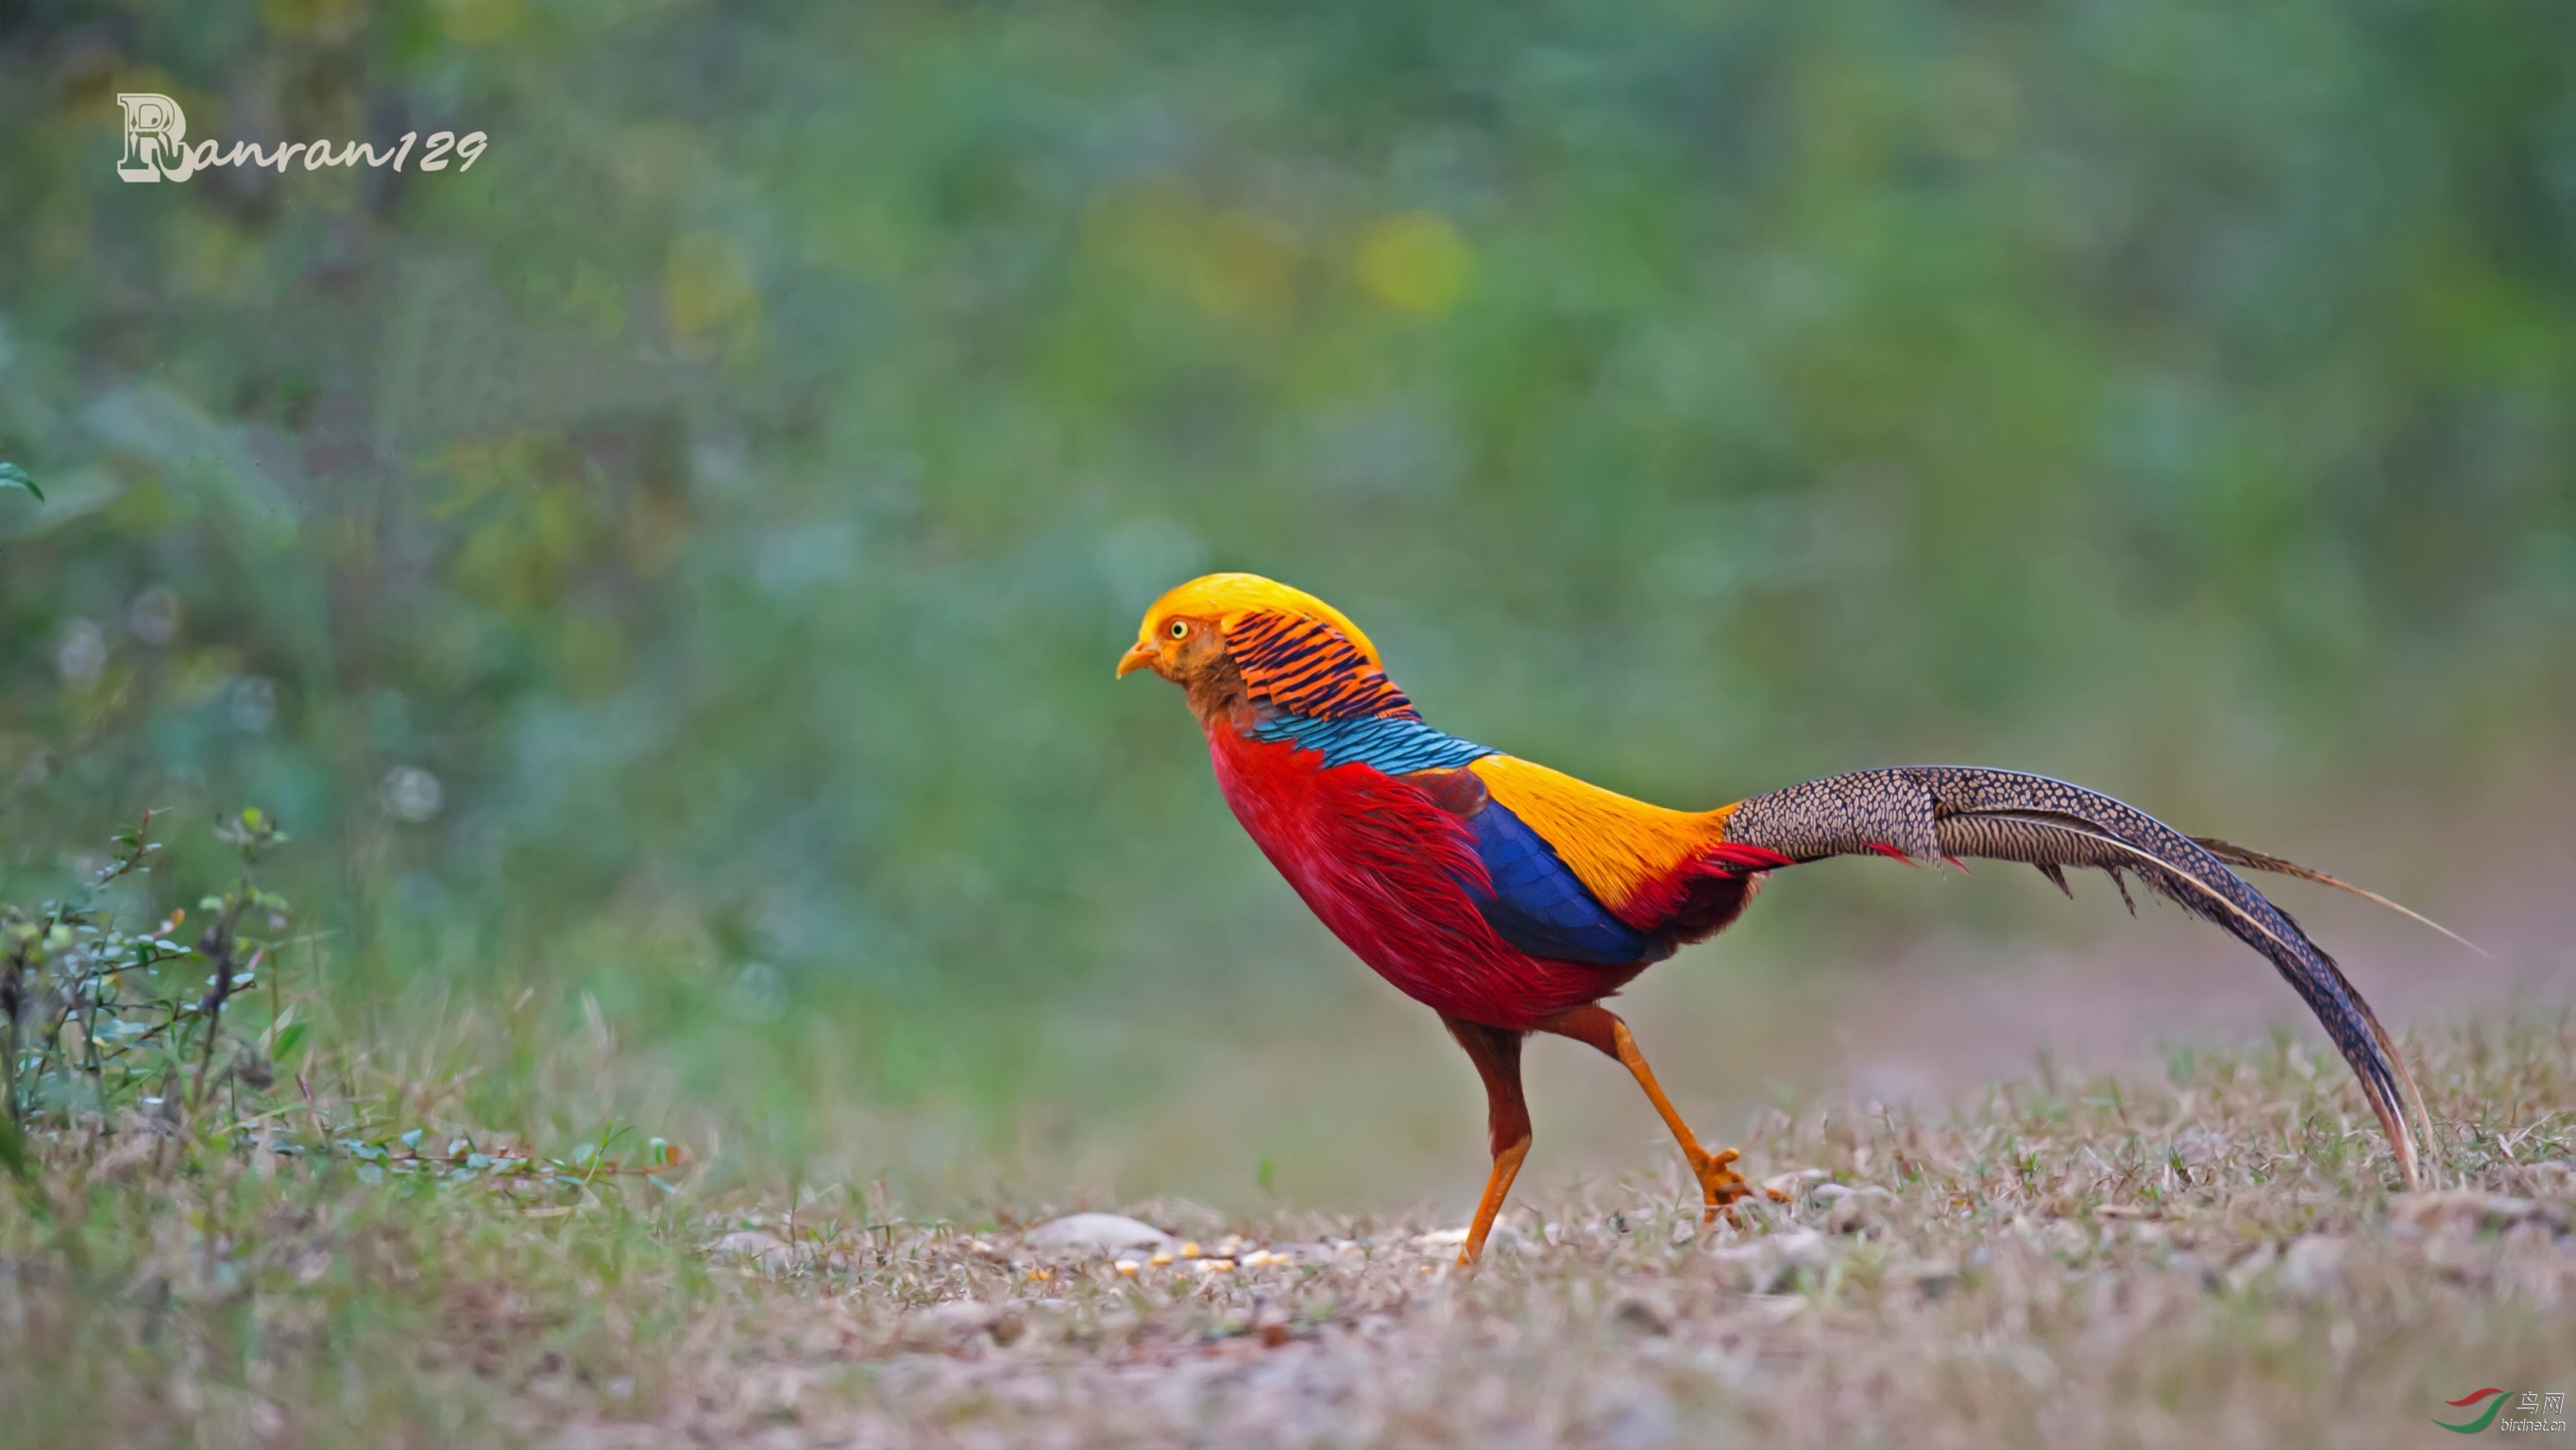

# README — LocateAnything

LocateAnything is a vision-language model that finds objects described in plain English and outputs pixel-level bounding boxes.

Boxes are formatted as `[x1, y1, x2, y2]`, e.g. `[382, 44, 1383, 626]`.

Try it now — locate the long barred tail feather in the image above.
[2190, 836, 2485, 956]
[1723, 767, 2434, 1189]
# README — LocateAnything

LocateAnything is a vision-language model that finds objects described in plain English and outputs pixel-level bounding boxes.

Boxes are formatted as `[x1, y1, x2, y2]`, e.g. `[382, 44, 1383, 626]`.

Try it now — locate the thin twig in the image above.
[188, 916, 255, 1115]
[2, 942, 25, 1129]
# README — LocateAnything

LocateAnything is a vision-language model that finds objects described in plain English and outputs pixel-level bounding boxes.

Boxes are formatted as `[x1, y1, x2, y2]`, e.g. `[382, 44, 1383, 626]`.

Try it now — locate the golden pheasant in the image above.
[1119, 572, 2442, 1262]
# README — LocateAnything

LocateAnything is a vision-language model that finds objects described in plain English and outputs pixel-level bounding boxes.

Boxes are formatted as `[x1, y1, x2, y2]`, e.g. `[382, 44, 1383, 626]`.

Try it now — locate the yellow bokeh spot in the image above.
[451, 481, 592, 612]
[261, 0, 358, 41]
[662, 231, 763, 363]
[440, 0, 522, 47]
[1355, 211, 1473, 314]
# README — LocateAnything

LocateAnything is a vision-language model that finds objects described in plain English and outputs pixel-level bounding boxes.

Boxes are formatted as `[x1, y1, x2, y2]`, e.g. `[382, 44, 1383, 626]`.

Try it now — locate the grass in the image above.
[4, 1009, 2572, 1447]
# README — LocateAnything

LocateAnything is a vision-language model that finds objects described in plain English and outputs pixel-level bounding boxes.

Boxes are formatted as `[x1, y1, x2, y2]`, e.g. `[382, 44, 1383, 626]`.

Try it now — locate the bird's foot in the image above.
[1689, 1145, 1789, 1226]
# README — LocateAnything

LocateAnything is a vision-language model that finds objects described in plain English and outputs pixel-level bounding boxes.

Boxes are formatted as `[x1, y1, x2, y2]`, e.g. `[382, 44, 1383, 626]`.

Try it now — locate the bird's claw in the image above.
[1688, 1145, 1790, 1225]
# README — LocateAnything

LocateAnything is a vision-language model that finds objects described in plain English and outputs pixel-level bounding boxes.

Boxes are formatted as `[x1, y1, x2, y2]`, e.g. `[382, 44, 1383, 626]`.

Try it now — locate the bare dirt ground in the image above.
[8, 1019, 2573, 1447]
[559, 1022, 2574, 1447]
[7, 810, 2569, 1447]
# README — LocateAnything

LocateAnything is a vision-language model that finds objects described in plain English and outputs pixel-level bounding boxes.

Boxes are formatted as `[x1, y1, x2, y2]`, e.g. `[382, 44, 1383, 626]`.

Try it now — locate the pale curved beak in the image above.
[1115, 640, 1158, 679]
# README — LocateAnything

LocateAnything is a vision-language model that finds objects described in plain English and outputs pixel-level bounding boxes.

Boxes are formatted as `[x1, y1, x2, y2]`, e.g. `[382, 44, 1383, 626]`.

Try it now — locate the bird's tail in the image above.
[1719, 766, 2437, 1189]
[2188, 836, 2484, 956]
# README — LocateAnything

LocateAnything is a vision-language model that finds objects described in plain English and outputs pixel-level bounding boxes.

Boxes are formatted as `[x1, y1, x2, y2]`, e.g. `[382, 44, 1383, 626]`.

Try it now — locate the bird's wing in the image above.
[1401, 754, 1797, 968]
[1408, 766, 1667, 967]
[1464, 754, 1789, 934]
[1718, 766, 2435, 1188]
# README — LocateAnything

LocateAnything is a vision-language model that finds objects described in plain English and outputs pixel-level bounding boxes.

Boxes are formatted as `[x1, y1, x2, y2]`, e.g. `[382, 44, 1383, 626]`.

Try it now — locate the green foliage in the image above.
[0, 462, 35, 502]
[0, 807, 273, 1134]
[0, 813, 684, 1198]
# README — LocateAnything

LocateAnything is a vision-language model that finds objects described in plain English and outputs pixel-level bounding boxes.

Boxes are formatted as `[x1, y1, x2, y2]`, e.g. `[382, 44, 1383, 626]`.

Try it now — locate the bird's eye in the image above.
[1167, 620, 1189, 640]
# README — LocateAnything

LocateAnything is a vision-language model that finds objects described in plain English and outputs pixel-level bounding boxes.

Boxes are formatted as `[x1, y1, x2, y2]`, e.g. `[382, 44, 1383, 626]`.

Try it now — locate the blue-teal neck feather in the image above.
[1248, 711, 1495, 775]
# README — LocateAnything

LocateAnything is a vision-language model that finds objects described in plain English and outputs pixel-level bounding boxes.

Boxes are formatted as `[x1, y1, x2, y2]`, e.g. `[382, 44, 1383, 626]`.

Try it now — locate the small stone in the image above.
[2166, 1250, 2215, 1290]
[1608, 1298, 1670, 1337]
[923, 1300, 999, 1332]
[1763, 1169, 1829, 1198]
[2280, 1235, 2350, 1297]
[1770, 1229, 1833, 1289]
[1824, 1194, 1879, 1237]
[1711, 1227, 1831, 1293]
[1412, 1224, 1528, 1254]
[1023, 1213, 1177, 1256]
[2391, 1190, 2568, 1239]
[1806, 1182, 1888, 1205]
[2224, 1241, 2279, 1292]
[901, 1299, 1018, 1350]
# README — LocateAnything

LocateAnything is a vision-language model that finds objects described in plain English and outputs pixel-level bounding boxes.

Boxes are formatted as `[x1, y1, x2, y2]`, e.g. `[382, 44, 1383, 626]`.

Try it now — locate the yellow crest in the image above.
[1132, 572, 1383, 666]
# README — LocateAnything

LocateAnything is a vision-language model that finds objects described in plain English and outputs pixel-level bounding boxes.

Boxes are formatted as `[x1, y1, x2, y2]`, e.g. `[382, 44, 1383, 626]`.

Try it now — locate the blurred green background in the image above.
[4, 1, 2572, 1213]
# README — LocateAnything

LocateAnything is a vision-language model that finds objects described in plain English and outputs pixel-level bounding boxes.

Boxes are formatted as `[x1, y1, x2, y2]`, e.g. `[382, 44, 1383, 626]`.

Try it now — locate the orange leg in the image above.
[1538, 1003, 1784, 1225]
[1441, 1015, 1533, 1267]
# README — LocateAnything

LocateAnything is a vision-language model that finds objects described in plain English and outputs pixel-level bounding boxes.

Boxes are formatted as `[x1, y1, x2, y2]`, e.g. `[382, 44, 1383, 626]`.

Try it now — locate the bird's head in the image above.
[1117, 572, 1388, 724]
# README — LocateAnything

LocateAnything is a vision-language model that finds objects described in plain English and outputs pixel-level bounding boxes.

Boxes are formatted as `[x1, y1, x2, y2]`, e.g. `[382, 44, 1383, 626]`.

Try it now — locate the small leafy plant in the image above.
[0, 807, 280, 1150]
[0, 810, 685, 1197]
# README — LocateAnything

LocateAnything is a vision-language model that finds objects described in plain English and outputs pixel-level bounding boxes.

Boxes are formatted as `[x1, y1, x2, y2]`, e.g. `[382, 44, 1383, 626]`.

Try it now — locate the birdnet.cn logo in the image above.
[116, 93, 484, 182]
[2436, 1388, 2568, 1435]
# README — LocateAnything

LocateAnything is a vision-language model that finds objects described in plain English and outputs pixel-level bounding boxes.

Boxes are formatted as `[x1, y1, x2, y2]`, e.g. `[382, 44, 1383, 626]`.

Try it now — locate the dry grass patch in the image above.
[8, 1018, 2571, 1446]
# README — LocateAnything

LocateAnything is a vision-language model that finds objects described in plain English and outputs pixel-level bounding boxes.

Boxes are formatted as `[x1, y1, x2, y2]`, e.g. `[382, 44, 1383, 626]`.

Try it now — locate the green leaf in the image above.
[0, 1111, 29, 1183]
[273, 1021, 308, 1061]
[0, 462, 38, 502]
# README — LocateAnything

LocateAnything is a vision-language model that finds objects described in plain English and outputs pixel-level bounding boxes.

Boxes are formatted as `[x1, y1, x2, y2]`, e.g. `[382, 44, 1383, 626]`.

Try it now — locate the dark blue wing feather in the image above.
[1456, 797, 1666, 968]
